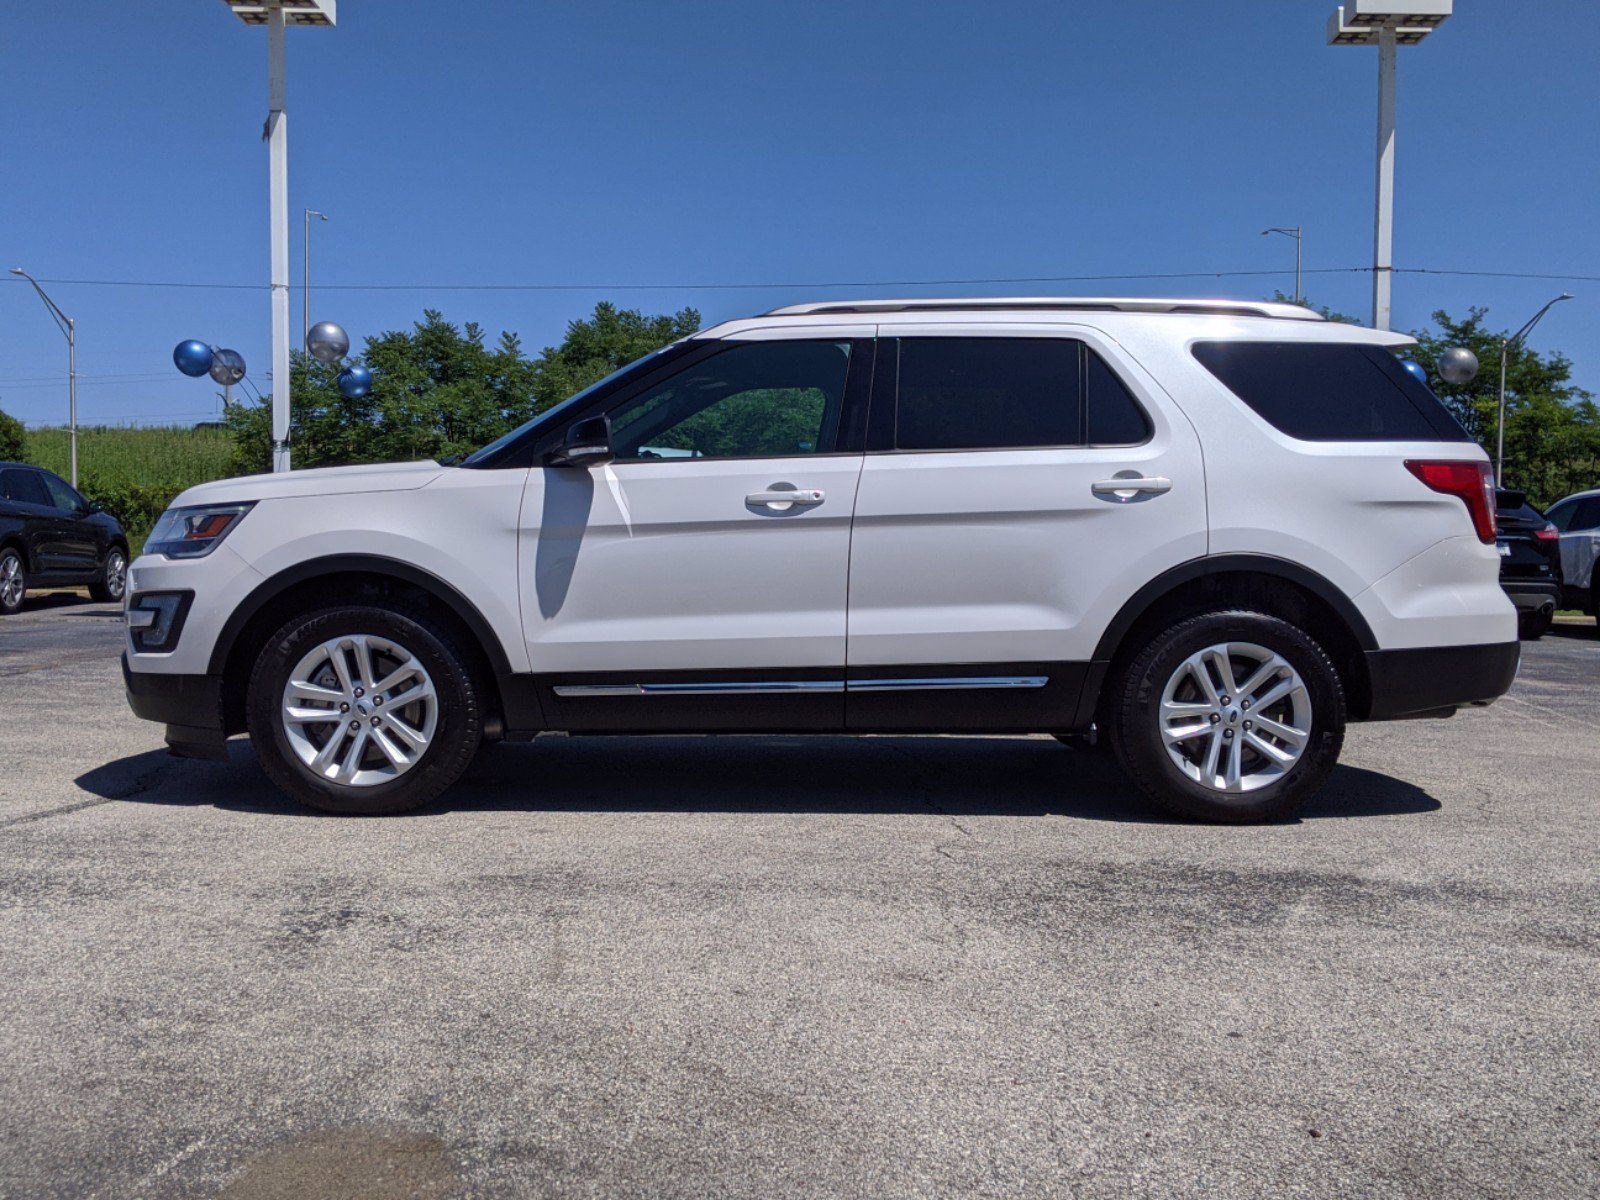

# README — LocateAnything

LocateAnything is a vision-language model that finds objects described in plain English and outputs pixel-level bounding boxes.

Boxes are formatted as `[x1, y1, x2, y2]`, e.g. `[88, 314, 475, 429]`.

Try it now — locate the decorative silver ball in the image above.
[306, 321, 350, 364]
[208, 348, 246, 386]
[1438, 346, 1479, 386]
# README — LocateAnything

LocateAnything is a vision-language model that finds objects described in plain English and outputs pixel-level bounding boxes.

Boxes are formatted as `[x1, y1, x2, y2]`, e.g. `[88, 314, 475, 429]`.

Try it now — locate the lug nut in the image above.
[373, 696, 384, 707]
[1223, 729, 1234, 740]
[354, 687, 364, 698]
[339, 702, 350, 713]
[1210, 713, 1221, 724]
[370, 716, 381, 727]
[1242, 699, 1251, 710]
[1243, 720, 1253, 731]
[1219, 696, 1230, 706]
[349, 720, 361, 731]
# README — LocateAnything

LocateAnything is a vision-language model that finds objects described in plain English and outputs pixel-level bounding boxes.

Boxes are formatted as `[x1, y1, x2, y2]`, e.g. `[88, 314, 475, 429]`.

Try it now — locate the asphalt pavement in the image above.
[2, 596, 1597, 1198]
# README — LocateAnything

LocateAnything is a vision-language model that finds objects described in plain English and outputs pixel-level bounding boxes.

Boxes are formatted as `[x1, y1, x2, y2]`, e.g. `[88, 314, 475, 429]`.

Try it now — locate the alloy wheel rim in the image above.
[280, 633, 438, 788]
[106, 552, 126, 600]
[1158, 641, 1311, 794]
[1, 555, 22, 607]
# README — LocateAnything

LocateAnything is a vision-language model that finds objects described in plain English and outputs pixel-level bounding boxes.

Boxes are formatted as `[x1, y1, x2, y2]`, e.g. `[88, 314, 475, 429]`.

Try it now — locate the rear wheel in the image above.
[246, 604, 483, 815]
[89, 547, 127, 603]
[0, 548, 25, 614]
[1105, 610, 1345, 823]
[1517, 609, 1553, 640]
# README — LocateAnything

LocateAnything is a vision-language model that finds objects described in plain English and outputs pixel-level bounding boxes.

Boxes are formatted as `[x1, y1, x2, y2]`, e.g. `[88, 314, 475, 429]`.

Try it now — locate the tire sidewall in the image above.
[247, 605, 481, 815]
[1111, 611, 1345, 822]
[0, 549, 24, 614]
[91, 547, 126, 603]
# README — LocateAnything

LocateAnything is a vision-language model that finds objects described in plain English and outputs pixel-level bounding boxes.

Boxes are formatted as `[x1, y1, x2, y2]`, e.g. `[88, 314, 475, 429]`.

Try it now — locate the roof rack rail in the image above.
[762, 296, 1325, 321]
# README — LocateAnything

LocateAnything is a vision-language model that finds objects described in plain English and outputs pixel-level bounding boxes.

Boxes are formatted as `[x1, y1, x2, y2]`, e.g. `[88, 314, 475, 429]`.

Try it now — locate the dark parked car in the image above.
[1495, 488, 1562, 639]
[0, 462, 128, 614]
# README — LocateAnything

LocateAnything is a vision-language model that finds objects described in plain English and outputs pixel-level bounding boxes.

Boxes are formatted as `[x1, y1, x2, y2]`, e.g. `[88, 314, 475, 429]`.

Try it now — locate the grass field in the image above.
[23, 425, 235, 553]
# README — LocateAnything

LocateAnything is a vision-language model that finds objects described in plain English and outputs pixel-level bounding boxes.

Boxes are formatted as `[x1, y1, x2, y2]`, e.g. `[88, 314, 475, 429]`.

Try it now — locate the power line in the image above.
[4, 265, 1597, 293]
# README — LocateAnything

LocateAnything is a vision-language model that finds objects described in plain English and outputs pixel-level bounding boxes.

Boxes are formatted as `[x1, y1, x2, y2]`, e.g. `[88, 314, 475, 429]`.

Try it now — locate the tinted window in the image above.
[1192, 341, 1471, 442]
[1086, 349, 1151, 445]
[1, 469, 50, 507]
[40, 472, 82, 512]
[606, 340, 851, 461]
[1547, 501, 1577, 532]
[895, 338, 1080, 450]
[1570, 498, 1600, 533]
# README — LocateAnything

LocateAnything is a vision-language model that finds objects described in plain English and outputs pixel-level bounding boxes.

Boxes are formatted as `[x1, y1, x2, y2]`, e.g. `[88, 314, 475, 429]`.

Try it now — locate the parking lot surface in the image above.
[2, 597, 1598, 1198]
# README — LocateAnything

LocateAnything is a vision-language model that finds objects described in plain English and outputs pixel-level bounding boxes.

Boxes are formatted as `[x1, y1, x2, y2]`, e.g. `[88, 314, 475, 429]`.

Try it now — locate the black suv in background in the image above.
[0, 462, 129, 615]
[1495, 489, 1562, 639]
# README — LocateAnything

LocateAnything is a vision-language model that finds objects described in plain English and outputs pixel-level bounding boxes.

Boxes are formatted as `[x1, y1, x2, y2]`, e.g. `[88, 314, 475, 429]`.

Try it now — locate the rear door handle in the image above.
[1092, 475, 1172, 499]
[746, 488, 825, 510]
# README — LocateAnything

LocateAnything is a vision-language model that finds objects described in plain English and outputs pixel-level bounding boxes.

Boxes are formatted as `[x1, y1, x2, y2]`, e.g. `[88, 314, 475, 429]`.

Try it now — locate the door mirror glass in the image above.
[548, 416, 614, 468]
[86, 499, 105, 514]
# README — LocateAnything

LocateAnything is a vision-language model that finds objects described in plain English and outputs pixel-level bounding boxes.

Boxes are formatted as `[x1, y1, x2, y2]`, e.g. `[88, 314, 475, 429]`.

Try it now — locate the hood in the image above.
[170, 460, 445, 507]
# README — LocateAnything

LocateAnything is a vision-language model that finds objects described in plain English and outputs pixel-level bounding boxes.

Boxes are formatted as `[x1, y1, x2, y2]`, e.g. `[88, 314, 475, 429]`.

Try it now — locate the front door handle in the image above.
[1091, 475, 1172, 500]
[746, 487, 825, 511]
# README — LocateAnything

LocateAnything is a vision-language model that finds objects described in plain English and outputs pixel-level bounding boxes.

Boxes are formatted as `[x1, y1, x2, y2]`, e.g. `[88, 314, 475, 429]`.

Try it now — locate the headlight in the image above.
[145, 503, 254, 559]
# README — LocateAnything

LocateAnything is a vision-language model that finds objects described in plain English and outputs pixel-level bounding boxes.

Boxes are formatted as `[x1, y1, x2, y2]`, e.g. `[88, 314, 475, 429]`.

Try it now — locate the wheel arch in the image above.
[212, 554, 519, 734]
[1081, 554, 1378, 725]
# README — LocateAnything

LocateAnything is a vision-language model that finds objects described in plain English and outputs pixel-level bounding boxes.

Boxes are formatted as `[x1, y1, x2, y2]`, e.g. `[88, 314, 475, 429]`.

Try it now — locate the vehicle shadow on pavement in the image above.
[77, 736, 1440, 824]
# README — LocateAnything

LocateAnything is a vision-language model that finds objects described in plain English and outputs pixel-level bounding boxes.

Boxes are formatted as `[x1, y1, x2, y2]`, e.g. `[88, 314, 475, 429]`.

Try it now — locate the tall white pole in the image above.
[1372, 25, 1397, 331]
[65, 318, 77, 487]
[268, 7, 292, 472]
[304, 208, 310, 343]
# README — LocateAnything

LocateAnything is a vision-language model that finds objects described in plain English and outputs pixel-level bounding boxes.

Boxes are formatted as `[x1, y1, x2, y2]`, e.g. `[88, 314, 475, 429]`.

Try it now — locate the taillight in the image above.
[1535, 524, 1560, 541]
[1404, 459, 1497, 544]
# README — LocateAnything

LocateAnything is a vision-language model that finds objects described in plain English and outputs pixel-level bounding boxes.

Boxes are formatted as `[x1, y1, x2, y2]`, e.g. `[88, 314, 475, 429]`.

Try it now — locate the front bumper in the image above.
[1363, 640, 1520, 720]
[122, 653, 230, 760]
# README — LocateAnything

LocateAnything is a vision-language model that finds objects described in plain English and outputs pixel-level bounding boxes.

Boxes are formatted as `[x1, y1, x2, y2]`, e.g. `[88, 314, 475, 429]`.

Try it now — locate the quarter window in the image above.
[607, 340, 851, 461]
[1569, 497, 1600, 532]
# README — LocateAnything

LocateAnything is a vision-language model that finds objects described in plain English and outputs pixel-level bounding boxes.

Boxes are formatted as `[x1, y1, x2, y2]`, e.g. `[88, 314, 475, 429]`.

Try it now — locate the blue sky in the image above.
[2, 0, 1596, 428]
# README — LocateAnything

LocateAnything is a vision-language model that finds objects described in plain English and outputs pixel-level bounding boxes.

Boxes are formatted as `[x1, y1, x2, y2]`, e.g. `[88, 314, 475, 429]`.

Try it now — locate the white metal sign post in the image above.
[1326, 3, 1453, 331]
[222, 1, 337, 472]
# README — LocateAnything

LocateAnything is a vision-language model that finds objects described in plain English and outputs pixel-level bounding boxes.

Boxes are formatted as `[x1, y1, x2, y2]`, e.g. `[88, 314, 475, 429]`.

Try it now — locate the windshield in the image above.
[459, 343, 688, 468]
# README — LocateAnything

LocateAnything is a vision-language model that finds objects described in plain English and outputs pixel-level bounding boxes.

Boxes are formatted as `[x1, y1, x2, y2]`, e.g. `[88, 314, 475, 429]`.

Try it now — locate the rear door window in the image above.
[1191, 341, 1471, 442]
[40, 472, 83, 512]
[1, 469, 51, 507]
[891, 337, 1149, 451]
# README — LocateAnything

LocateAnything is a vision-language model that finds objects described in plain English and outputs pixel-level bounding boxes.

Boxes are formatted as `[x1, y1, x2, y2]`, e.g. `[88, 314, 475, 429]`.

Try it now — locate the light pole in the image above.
[221, 0, 338, 472]
[1495, 293, 1574, 486]
[10, 268, 78, 487]
[304, 208, 327, 342]
[1327, 3, 1453, 330]
[1261, 227, 1304, 304]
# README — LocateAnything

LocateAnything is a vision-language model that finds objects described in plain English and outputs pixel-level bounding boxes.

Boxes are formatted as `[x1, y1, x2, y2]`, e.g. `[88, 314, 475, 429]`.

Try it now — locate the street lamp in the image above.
[10, 268, 78, 487]
[1261, 227, 1304, 304]
[1495, 293, 1574, 486]
[304, 208, 327, 342]
[1326, 2, 1454, 330]
[220, 0, 339, 473]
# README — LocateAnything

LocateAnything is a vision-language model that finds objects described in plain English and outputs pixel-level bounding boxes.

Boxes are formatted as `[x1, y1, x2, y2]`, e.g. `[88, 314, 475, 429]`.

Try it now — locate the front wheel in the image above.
[246, 604, 484, 815]
[1104, 611, 1345, 823]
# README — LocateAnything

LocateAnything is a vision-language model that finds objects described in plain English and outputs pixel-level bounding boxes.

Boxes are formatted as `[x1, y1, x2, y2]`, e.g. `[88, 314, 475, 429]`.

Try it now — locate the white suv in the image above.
[123, 298, 1518, 822]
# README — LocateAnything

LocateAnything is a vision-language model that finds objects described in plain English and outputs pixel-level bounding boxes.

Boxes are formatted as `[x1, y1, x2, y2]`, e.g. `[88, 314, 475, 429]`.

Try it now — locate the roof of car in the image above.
[1552, 489, 1600, 506]
[762, 297, 1324, 320]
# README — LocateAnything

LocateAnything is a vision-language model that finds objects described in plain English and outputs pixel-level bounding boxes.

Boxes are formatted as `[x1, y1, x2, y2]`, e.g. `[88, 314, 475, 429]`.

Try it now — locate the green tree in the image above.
[227, 302, 700, 474]
[1407, 308, 1600, 506]
[0, 406, 24, 462]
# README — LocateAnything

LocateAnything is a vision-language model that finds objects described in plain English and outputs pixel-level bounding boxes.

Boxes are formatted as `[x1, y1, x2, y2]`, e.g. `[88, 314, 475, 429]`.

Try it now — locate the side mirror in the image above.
[547, 416, 614, 468]
[86, 500, 105, 515]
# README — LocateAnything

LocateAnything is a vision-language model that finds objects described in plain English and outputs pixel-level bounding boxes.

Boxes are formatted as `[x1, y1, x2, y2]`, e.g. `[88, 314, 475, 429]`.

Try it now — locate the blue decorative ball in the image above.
[1401, 359, 1429, 385]
[337, 364, 373, 398]
[173, 340, 214, 377]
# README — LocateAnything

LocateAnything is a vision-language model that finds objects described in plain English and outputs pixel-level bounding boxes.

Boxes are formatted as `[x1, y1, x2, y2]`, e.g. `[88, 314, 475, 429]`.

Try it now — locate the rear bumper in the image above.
[122, 653, 230, 760]
[1363, 640, 1520, 721]
[1501, 579, 1561, 614]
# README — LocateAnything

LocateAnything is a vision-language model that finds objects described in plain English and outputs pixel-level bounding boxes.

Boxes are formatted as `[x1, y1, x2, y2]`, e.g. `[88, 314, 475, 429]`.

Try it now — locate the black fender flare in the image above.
[207, 553, 516, 677]
[1074, 554, 1377, 727]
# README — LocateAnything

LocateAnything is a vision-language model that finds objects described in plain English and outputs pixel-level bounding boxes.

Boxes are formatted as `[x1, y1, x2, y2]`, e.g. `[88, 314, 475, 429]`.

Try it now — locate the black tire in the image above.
[1517, 610, 1553, 641]
[246, 604, 483, 815]
[1104, 610, 1345, 823]
[88, 545, 127, 603]
[0, 547, 25, 615]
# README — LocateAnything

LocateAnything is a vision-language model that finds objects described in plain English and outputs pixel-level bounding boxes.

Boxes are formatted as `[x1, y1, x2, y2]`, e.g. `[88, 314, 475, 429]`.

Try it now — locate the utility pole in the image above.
[304, 208, 327, 341]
